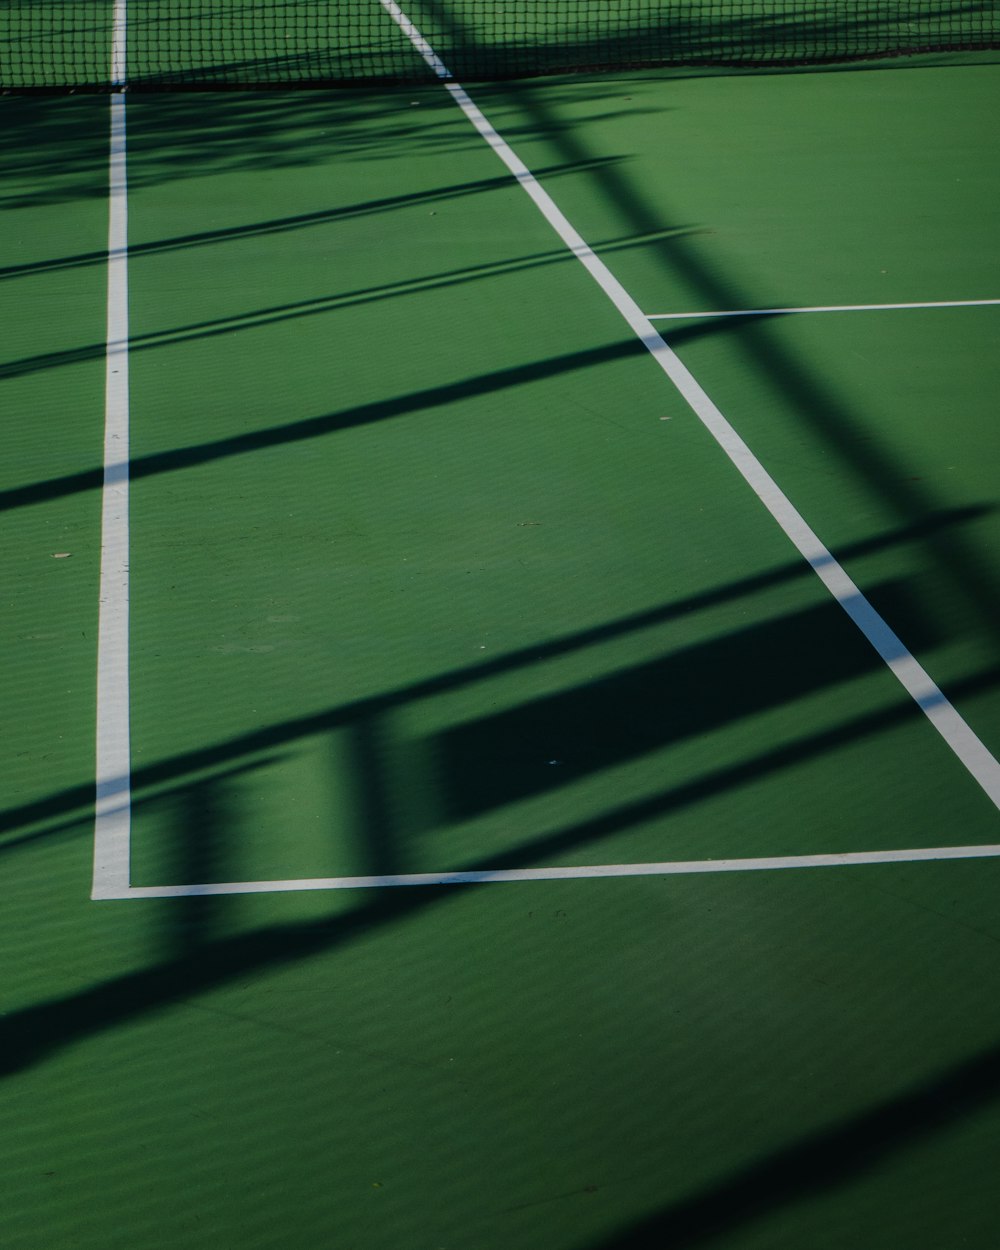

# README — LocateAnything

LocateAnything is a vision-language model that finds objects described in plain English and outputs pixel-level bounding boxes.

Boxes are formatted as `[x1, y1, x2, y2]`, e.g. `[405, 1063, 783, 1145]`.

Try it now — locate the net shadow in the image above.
[2, 0, 998, 90]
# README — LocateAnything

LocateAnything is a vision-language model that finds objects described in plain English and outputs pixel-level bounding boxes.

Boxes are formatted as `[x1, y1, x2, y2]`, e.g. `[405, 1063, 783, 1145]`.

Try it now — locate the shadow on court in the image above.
[1, 501, 994, 847]
[586, 1032, 1000, 1248]
[0, 227, 695, 389]
[0, 156, 629, 281]
[0, 312, 770, 517]
[463, 63, 1000, 646]
[4, 29, 1000, 1250]
[0, 90, 477, 207]
[1, 559, 997, 1070]
[1, 632, 999, 1065]
[0, 83, 656, 209]
[432, 588, 927, 821]
[3, 626, 1000, 1247]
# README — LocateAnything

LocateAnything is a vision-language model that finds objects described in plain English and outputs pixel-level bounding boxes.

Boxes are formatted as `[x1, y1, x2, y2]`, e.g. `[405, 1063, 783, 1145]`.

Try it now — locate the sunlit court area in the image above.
[4, 2, 1000, 1246]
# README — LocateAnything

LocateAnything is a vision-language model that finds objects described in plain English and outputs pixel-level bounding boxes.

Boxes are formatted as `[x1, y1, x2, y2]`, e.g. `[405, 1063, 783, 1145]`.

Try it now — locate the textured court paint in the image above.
[121, 80, 1000, 894]
[1, 95, 118, 1247]
[497, 65, 1000, 312]
[6, 66, 1000, 1250]
[451, 85, 1000, 809]
[92, 92, 132, 900]
[0, 98, 111, 855]
[460, 65, 1000, 750]
[380, 3, 1000, 814]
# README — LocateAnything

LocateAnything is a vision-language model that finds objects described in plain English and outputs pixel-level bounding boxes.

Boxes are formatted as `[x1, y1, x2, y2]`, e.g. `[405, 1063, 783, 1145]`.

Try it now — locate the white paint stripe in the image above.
[381, 2, 1000, 814]
[646, 299, 1000, 319]
[98, 842, 1000, 898]
[379, 0, 452, 78]
[92, 91, 132, 902]
[110, 0, 127, 87]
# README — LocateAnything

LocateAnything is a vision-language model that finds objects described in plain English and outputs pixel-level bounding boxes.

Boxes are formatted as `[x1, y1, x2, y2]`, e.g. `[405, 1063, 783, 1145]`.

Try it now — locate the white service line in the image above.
[110, 0, 127, 88]
[105, 841, 1000, 898]
[92, 90, 132, 901]
[381, 0, 1000, 815]
[646, 298, 1000, 319]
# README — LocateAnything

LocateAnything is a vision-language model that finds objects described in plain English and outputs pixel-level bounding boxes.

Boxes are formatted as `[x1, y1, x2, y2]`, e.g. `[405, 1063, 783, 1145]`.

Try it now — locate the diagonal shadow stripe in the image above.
[0, 227, 691, 383]
[0, 338, 640, 512]
[588, 1031, 1000, 1248]
[1, 506, 992, 843]
[0, 158, 624, 282]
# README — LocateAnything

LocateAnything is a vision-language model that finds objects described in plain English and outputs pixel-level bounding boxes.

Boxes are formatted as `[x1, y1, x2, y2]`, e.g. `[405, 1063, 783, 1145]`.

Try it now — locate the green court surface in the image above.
[4, 53, 1000, 1250]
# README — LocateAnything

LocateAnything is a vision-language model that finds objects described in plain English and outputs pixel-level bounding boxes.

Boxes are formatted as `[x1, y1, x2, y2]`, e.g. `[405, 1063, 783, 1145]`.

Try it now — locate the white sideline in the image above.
[92, 90, 132, 901]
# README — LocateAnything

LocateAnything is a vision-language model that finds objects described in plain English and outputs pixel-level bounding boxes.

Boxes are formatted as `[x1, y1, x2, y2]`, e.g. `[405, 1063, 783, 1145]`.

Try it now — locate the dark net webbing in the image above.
[2, 1, 998, 90]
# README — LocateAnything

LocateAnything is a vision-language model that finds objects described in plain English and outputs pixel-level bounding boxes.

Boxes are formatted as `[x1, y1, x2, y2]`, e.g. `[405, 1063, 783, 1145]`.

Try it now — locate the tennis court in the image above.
[4, 3, 1000, 1246]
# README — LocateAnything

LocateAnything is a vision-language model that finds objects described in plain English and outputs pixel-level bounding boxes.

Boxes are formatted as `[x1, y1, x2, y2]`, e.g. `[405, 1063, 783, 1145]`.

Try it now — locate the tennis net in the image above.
[3, 1, 999, 90]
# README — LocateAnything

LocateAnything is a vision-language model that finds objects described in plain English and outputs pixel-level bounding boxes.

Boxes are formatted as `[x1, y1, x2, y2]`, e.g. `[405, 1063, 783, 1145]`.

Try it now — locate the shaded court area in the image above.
[4, 43, 1000, 1250]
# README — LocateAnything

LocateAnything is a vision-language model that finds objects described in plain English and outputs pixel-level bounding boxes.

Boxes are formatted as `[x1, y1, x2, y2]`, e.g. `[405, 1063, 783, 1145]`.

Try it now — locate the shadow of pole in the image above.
[0, 504, 992, 846]
[0, 338, 643, 513]
[583, 1033, 1000, 1248]
[0, 227, 689, 385]
[407, 14, 1000, 643]
[0, 156, 625, 281]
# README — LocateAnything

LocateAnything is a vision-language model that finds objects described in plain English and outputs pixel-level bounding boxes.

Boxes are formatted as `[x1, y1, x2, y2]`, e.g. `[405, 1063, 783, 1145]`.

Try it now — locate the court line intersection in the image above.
[92, 8, 1000, 898]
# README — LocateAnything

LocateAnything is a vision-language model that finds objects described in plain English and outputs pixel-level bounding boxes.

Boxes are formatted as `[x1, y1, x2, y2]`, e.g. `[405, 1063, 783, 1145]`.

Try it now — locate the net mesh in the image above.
[2, 1, 999, 91]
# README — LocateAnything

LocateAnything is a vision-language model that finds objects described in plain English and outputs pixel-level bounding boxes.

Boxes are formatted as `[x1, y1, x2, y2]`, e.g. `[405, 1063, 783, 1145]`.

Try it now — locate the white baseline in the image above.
[115, 843, 1000, 898]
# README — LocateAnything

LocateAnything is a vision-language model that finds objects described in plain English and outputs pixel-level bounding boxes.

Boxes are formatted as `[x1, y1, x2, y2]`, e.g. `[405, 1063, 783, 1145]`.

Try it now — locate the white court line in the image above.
[105, 843, 1000, 898]
[94, 10, 1000, 900]
[378, 3, 1000, 812]
[110, 0, 127, 88]
[92, 89, 132, 901]
[646, 298, 1000, 319]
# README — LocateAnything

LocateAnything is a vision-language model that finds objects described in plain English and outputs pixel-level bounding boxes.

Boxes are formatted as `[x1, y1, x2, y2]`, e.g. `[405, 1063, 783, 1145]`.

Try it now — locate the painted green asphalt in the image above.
[477, 62, 1000, 763]
[4, 63, 1000, 1250]
[121, 70, 1000, 886]
[1, 97, 110, 875]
